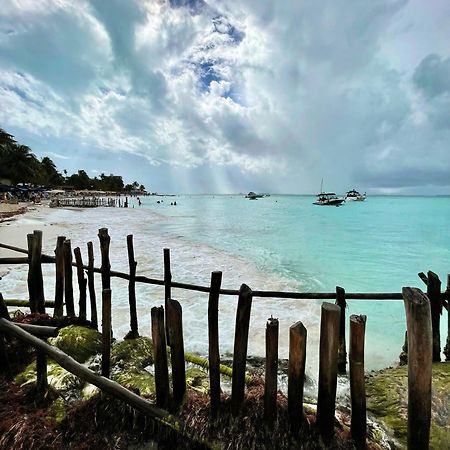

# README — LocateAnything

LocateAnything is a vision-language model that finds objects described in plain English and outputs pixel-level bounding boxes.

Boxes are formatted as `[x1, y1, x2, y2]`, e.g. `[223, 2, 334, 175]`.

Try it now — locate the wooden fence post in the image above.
[168, 299, 186, 407]
[427, 271, 441, 362]
[87, 242, 98, 329]
[163, 248, 171, 345]
[126, 235, 139, 338]
[288, 321, 307, 436]
[316, 302, 341, 444]
[403, 287, 432, 450]
[32, 230, 45, 314]
[98, 228, 111, 291]
[63, 239, 75, 317]
[444, 274, 450, 361]
[350, 314, 367, 449]
[101, 288, 112, 378]
[151, 306, 170, 409]
[74, 247, 87, 321]
[231, 284, 253, 417]
[27, 233, 36, 313]
[264, 317, 279, 427]
[336, 286, 347, 374]
[53, 236, 65, 318]
[208, 271, 222, 418]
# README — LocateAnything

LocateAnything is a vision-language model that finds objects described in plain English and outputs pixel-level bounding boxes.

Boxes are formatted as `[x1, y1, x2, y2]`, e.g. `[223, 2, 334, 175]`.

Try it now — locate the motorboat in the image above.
[345, 189, 366, 201]
[313, 179, 345, 206]
[313, 192, 345, 206]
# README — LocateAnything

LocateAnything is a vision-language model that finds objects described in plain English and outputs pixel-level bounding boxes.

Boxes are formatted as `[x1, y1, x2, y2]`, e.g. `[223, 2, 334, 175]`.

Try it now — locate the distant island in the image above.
[0, 127, 147, 193]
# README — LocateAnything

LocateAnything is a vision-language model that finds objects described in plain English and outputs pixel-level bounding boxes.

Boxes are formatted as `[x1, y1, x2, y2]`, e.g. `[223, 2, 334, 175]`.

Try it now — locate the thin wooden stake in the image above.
[32, 230, 45, 314]
[350, 314, 367, 449]
[288, 321, 307, 435]
[27, 234, 36, 313]
[403, 287, 432, 450]
[126, 235, 139, 338]
[168, 299, 186, 407]
[0, 294, 11, 379]
[208, 271, 222, 417]
[316, 302, 341, 444]
[444, 274, 450, 361]
[98, 228, 111, 291]
[163, 248, 171, 345]
[53, 236, 65, 318]
[427, 271, 441, 362]
[336, 286, 347, 374]
[264, 317, 279, 427]
[101, 288, 112, 378]
[74, 247, 87, 321]
[231, 284, 253, 417]
[151, 306, 170, 409]
[87, 242, 98, 329]
[63, 239, 75, 317]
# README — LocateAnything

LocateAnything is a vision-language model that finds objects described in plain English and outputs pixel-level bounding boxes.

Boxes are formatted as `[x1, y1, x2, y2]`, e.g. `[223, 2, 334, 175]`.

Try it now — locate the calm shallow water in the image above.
[2, 195, 449, 379]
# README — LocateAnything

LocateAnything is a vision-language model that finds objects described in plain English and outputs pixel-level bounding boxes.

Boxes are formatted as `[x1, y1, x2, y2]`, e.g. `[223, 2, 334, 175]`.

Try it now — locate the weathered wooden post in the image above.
[101, 288, 112, 378]
[74, 247, 87, 321]
[32, 230, 45, 314]
[336, 286, 347, 374]
[288, 321, 307, 436]
[427, 271, 442, 362]
[231, 284, 253, 417]
[403, 287, 432, 450]
[444, 274, 450, 361]
[63, 239, 75, 317]
[350, 314, 367, 449]
[53, 236, 65, 318]
[168, 299, 186, 407]
[27, 233, 36, 313]
[316, 302, 341, 444]
[208, 271, 222, 417]
[151, 306, 170, 409]
[264, 317, 279, 427]
[126, 235, 139, 338]
[87, 242, 98, 329]
[98, 228, 111, 291]
[163, 248, 171, 344]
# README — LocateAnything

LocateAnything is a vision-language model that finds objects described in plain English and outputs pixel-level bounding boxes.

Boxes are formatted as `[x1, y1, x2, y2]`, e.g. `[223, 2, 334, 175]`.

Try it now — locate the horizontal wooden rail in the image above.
[4, 299, 56, 308]
[0, 242, 404, 300]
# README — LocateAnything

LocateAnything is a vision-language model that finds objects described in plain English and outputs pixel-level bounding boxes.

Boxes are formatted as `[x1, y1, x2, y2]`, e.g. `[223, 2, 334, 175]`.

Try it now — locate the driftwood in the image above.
[87, 242, 98, 328]
[403, 287, 432, 450]
[126, 235, 138, 337]
[98, 228, 111, 291]
[63, 239, 75, 316]
[336, 286, 347, 374]
[102, 289, 112, 378]
[74, 247, 87, 321]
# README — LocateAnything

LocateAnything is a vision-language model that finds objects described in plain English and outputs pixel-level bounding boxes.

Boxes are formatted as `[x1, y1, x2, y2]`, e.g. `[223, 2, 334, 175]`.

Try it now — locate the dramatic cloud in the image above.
[0, 0, 449, 193]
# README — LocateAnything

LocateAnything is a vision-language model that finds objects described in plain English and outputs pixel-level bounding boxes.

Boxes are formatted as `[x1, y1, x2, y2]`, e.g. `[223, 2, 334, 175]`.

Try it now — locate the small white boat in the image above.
[345, 189, 366, 201]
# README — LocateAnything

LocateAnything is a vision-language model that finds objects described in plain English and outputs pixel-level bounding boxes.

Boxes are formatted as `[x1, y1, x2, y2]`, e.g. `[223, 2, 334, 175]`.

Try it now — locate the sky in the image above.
[0, 0, 449, 194]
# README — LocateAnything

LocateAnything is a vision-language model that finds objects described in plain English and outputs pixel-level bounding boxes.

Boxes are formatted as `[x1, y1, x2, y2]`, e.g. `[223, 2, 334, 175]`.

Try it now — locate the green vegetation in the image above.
[0, 127, 146, 191]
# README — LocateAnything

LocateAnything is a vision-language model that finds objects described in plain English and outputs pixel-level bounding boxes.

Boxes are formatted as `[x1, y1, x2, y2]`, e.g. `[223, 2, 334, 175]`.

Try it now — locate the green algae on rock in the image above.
[366, 362, 450, 449]
[111, 336, 153, 368]
[113, 369, 156, 396]
[185, 367, 210, 394]
[48, 325, 102, 363]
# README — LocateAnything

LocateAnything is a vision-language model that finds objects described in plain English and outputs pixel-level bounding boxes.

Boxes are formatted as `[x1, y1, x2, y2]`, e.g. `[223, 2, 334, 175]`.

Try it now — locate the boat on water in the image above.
[345, 189, 366, 201]
[313, 179, 345, 206]
[313, 192, 345, 206]
[246, 191, 266, 199]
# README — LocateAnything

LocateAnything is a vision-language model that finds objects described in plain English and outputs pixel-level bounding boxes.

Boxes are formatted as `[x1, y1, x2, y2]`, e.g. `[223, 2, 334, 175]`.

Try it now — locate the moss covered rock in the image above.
[185, 367, 210, 394]
[366, 362, 450, 449]
[111, 336, 153, 369]
[48, 325, 102, 363]
[113, 369, 155, 396]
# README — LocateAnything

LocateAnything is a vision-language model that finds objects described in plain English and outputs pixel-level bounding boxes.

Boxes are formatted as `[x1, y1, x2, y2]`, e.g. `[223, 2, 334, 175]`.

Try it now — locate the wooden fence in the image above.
[51, 196, 129, 208]
[0, 229, 449, 449]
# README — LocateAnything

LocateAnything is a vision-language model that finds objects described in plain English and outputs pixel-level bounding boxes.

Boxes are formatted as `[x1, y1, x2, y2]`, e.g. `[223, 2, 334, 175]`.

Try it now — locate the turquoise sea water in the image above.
[1, 195, 449, 376]
[143, 194, 450, 369]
